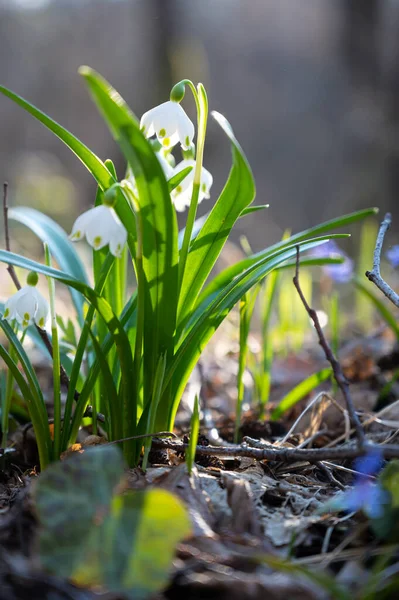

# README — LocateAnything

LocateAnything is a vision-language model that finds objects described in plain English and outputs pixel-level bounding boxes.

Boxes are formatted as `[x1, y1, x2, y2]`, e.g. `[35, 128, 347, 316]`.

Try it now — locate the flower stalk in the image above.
[44, 244, 61, 459]
[121, 180, 145, 462]
[178, 81, 209, 292]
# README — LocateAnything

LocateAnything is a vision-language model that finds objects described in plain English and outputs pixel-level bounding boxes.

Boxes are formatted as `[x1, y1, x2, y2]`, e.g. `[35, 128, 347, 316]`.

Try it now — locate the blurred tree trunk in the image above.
[143, 0, 175, 101]
[385, 6, 399, 221]
[341, 0, 381, 91]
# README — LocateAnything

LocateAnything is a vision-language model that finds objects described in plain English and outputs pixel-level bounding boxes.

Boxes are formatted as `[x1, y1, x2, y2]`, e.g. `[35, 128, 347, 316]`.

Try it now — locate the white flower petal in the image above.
[161, 131, 179, 149]
[70, 205, 127, 257]
[176, 108, 195, 150]
[140, 109, 155, 138]
[69, 209, 94, 241]
[13, 288, 38, 326]
[140, 100, 194, 150]
[200, 167, 213, 199]
[173, 159, 195, 190]
[4, 285, 49, 329]
[172, 184, 193, 210]
[31, 288, 49, 328]
[172, 159, 213, 210]
[173, 193, 190, 212]
[4, 294, 18, 320]
[109, 224, 128, 258]
[151, 101, 179, 139]
[105, 208, 127, 256]
[85, 207, 113, 251]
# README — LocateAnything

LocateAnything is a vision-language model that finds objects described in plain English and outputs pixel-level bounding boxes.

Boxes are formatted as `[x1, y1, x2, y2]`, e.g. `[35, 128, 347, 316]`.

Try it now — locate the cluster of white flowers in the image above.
[3, 96, 213, 329]
[171, 159, 213, 212]
[69, 97, 213, 258]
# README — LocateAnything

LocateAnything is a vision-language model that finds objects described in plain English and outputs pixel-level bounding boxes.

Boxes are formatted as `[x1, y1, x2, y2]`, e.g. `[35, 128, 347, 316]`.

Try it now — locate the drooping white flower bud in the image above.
[69, 205, 127, 258]
[4, 273, 49, 329]
[140, 101, 195, 151]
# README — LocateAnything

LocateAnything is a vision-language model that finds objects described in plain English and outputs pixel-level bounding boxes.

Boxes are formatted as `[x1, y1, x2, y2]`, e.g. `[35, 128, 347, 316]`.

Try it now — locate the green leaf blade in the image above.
[270, 367, 333, 420]
[0, 84, 114, 189]
[80, 67, 179, 425]
[177, 111, 256, 328]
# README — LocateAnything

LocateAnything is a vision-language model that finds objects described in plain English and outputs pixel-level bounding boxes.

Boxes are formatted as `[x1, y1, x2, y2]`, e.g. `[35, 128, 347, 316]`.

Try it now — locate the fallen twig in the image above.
[366, 212, 399, 308]
[293, 246, 366, 448]
[151, 437, 399, 462]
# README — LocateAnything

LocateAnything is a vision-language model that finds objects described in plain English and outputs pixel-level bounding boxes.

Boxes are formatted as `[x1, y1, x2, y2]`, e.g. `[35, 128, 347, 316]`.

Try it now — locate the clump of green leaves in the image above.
[0, 68, 377, 468]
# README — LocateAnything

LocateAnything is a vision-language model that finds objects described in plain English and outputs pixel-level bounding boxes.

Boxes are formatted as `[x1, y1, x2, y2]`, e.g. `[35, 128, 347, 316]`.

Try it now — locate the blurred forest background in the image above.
[1, 0, 399, 254]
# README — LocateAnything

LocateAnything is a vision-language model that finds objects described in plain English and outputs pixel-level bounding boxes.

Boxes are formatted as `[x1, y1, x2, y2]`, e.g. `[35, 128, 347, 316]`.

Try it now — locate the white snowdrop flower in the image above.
[140, 101, 195, 150]
[171, 159, 213, 212]
[69, 205, 127, 258]
[4, 272, 49, 329]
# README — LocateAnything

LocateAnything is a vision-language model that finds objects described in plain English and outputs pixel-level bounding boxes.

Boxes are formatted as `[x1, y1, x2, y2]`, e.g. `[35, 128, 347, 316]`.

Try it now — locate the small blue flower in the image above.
[321, 447, 390, 519]
[386, 245, 399, 269]
[342, 448, 388, 519]
[310, 240, 354, 283]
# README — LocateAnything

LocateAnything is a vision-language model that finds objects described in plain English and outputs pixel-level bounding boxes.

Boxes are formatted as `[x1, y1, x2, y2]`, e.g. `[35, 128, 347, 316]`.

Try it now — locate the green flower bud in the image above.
[103, 184, 119, 207]
[27, 271, 39, 287]
[182, 143, 196, 160]
[170, 81, 186, 104]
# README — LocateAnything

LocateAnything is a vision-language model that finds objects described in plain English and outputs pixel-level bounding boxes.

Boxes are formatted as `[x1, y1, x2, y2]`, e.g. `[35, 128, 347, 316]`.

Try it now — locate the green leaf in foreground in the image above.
[36, 446, 191, 599]
[36, 445, 125, 578]
[74, 489, 191, 599]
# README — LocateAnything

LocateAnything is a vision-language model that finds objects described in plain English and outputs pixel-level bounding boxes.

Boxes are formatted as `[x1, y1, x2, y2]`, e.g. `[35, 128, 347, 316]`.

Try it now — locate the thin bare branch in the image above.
[3, 182, 21, 290]
[366, 212, 399, 308]
[293, 246, 366, 448]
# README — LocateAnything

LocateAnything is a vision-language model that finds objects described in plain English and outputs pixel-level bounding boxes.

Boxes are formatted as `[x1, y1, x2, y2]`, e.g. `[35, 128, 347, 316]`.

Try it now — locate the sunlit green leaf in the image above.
[80, 67, 179, 427]
[36, 445, 125, 577]
[36, 446, 191, 600]
[186, 396, 200, 474]
[271, 367, 332, 420]
[177, 111, 256, 329]
[168, 238, 334, 427]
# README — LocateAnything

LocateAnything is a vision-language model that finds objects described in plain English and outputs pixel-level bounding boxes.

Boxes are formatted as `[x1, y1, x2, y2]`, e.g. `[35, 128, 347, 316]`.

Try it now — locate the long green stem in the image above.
[133, 228, 145, 414]
[45, 244, 61, 460]
[61, 254, 114, 451]
[0, 344, 51, 469]
[2, 324, 17, 450]
[235, 296, 249, 443]
[329, 291, 339, 396]
[178, 82, 208, 293]
[258, 270, 280, 415]
[122, 182, 144, 462]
